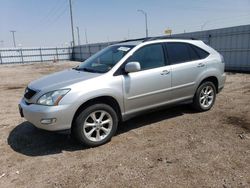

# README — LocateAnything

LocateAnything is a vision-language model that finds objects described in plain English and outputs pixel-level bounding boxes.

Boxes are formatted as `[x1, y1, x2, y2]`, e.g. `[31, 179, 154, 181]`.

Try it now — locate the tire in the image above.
[192, 81, 216, 112]
[72, 104, 118, 147]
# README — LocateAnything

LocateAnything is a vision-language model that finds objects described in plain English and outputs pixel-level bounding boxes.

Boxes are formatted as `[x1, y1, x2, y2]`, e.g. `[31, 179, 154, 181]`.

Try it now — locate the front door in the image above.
[122, 43, 172, 114]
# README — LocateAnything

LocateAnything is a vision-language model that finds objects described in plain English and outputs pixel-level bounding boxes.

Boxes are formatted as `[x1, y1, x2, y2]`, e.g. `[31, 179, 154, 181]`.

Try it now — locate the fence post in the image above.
[208, 34, 212, 45]
[39, 48, 43, 62]
[88, 45, 91, 58]
[20, 48, 24, 63]
[68, 47, 72, 61]
[56, 47, 59, 61]
[80, 45, 83, 61]
[0, 51, 2, 64]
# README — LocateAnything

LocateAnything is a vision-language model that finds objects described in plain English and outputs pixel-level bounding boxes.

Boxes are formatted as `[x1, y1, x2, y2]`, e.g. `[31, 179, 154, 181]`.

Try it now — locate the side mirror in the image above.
[125, 62, 141, 73]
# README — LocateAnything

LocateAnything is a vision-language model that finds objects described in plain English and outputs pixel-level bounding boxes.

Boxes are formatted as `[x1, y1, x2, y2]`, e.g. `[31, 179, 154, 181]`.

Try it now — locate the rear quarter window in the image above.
[190, 44, 210, 59]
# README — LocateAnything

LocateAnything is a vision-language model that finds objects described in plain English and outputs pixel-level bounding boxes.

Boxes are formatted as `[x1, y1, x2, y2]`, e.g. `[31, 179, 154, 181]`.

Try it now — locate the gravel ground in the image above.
[0, 61, 250, 188]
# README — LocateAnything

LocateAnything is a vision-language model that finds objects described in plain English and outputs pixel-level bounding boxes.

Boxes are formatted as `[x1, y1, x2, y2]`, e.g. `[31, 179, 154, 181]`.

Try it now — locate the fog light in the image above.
[41, 118, 57, 125]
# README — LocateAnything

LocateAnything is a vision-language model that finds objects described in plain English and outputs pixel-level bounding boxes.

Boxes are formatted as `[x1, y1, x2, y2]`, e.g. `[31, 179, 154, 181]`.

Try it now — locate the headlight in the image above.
[37, 89, 70, 106]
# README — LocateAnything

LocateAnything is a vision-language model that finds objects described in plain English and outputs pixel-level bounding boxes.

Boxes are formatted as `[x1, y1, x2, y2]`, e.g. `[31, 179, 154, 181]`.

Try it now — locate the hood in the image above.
[29, 69, 101, 91]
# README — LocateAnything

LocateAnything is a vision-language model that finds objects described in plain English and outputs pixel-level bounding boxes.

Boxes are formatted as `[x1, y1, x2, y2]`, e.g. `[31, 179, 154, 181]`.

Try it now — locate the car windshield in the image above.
[75, 45, 134, 73]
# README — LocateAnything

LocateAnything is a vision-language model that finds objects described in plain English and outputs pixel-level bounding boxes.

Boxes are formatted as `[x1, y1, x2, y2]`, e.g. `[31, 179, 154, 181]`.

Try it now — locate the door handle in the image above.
[197, 63, 205, 67]
[160, 70, 170, 75]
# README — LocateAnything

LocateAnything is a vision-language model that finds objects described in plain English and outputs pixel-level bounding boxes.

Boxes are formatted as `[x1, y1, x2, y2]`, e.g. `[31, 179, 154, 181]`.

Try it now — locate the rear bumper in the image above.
[218, 73, 226, 93]
[19, 98, 73, 131]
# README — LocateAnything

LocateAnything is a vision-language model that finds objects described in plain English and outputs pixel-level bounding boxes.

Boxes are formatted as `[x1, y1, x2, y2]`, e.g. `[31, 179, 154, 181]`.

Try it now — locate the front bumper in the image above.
[19, 98, 73, 131]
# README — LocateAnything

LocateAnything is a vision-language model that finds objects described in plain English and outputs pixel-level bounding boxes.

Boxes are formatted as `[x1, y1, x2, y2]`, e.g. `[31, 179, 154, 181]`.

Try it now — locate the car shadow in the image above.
[8, 104, 196, 157]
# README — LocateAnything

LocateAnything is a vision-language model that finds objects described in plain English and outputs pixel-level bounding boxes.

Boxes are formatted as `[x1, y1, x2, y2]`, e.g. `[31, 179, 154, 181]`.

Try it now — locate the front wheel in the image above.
[192, 81, 216, 112]
[72, 104, 118, 147]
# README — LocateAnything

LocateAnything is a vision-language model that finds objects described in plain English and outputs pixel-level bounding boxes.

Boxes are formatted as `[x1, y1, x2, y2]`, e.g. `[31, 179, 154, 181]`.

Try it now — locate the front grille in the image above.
[24, 87, 37, 99]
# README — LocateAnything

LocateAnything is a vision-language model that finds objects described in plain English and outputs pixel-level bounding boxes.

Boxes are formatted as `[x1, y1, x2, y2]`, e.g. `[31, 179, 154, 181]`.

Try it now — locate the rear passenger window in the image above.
[166, 43, 190, 64]
[166, 42, 209, 64]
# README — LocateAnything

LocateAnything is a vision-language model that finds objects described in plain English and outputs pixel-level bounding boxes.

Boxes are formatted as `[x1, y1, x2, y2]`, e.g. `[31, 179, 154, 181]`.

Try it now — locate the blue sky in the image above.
[0, 0, 250, 47]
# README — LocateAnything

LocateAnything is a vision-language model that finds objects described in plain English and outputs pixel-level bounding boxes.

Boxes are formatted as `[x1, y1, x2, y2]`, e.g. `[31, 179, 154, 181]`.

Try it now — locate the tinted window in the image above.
[128, 44, 165, 70]
[187, 44, 200, 61]
[191, 45, 209, 59]
[166, 43, 191, 64]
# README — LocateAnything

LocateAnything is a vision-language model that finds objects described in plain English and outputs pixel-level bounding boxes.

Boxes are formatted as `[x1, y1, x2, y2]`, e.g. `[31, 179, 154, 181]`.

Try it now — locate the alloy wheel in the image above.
[83, 110, 113, 142]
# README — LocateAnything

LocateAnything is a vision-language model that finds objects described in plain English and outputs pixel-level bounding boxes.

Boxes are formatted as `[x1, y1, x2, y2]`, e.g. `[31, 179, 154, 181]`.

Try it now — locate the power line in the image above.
[49, 5, 69, 25]
[39, 0, 64, 24]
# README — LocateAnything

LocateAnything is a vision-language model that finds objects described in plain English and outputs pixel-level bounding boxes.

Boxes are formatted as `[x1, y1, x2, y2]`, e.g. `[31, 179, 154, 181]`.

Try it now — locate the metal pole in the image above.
[88, 45, 91, 57]
[20, 48, 24, 63]
[76, 26, 81, 45]
[201, 21, 209, 31]
[10, 31, 17, 48]
[0, 40, 4, 48]
[0, 51, 2, 64]
[145, 13, 148, 38]
[69, 0, 75, 46]
[56, 47, 59, 61]
[137, 10, 148, 38]
[80, 45, 83, 61]
[39, 48, 43, 62]
[85, 28, 88, 44]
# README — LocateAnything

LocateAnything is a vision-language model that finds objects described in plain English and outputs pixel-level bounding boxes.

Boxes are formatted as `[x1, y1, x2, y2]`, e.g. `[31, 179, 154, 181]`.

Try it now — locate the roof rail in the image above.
[115, 36, 198, 45]
[143, 36, 198, 42]
[116, 37, 149, 44]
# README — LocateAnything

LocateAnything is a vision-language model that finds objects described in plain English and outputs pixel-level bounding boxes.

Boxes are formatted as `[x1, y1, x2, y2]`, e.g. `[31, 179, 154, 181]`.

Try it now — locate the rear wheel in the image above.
[192, 81, 216, 112]
[72, 104, 118, 147]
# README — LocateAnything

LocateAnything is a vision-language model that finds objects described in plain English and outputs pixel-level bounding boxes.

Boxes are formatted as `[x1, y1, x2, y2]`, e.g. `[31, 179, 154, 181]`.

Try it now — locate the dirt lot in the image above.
[0, 61, 250, 188]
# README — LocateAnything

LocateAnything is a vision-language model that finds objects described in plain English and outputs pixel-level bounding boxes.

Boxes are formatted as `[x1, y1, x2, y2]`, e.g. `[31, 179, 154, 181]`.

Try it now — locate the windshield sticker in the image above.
[118, 47, 131, 52]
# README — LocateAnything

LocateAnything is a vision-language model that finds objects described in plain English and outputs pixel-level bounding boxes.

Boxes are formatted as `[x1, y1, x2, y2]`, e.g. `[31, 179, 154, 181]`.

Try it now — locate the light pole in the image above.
[84, 28, 88, 44]
[137, 9, 148, 38]
[76, 26, 81, 45]
[10, 30, 17, 47]
[0, 40, 4, 48]
[69, 0, 75, 46]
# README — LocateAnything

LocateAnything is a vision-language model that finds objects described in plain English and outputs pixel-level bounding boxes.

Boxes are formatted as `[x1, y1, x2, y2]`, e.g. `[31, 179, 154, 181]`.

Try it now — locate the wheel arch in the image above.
[71, 96, 122, 129]
[198, 76, 219, 93]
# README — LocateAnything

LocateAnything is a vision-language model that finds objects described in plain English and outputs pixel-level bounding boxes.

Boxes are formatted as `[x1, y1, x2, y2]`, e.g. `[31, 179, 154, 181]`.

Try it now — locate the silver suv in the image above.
[19, 38, 226, 147]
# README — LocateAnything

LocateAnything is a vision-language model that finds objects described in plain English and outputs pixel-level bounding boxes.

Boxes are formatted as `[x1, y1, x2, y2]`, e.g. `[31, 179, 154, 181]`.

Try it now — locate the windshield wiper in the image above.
[72, 66, 80, 70]
[73, 67, 104, 73]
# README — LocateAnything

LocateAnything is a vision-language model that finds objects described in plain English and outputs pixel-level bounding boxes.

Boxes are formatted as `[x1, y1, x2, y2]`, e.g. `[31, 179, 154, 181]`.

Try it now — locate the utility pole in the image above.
[84, 28, 88, 44]
[137, 9, 148, 38]
[10, 31, 17, 48]
[76, 26, 81, 45]
[69, 0, 75, 46]
[201, 21, 210, 31]
[0, 40, 4, 48]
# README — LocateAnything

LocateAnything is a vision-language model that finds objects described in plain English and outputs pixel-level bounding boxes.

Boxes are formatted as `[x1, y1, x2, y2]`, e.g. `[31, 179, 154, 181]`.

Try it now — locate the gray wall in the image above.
[72, 24, 250, 72]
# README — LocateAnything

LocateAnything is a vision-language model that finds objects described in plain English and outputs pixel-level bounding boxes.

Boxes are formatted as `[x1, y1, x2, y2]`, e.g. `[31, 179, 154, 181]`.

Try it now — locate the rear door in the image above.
[165, 42, 208, 100]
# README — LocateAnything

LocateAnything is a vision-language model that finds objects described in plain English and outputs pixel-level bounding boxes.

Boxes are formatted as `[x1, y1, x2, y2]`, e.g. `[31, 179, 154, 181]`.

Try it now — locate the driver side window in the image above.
[128, 44, 166, 70]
